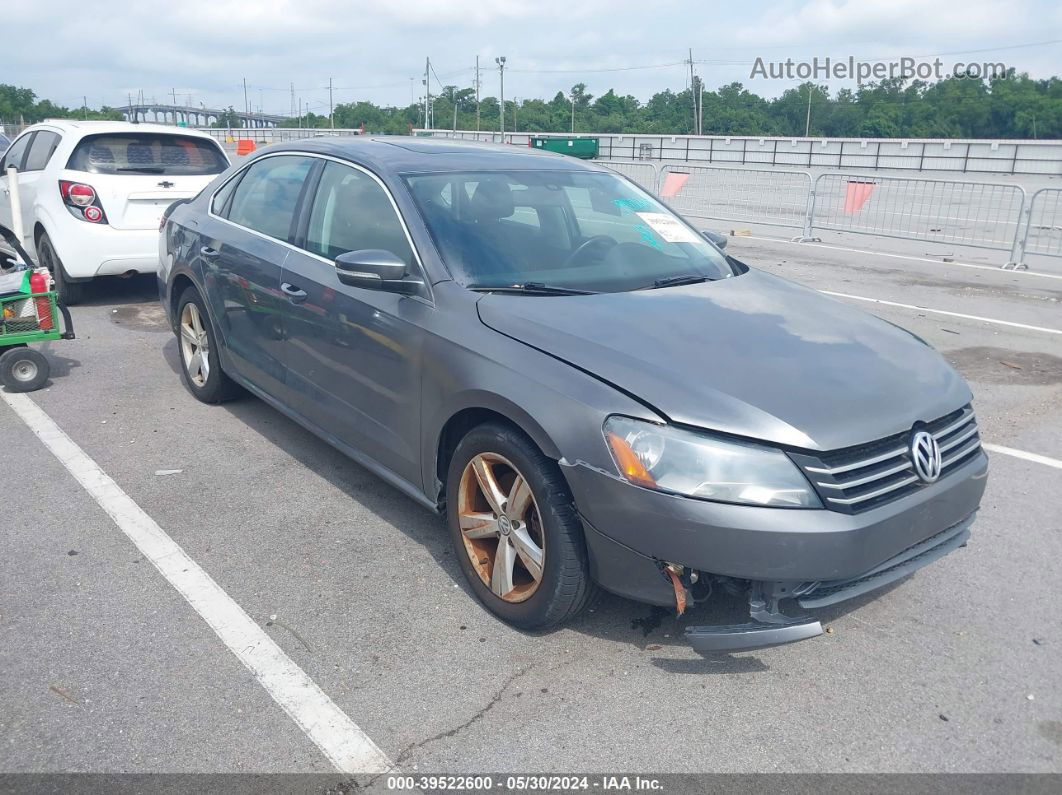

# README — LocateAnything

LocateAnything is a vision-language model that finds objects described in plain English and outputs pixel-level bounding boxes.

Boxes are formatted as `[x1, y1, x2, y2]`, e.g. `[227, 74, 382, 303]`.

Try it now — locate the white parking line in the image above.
[1, 391, 395, 775]
[983, 443, 1062, 470]
[820, 290, 1062, 336]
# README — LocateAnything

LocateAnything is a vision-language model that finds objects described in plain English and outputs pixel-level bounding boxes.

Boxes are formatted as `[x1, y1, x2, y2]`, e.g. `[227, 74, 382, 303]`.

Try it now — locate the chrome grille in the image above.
[790, 406, 983, 514]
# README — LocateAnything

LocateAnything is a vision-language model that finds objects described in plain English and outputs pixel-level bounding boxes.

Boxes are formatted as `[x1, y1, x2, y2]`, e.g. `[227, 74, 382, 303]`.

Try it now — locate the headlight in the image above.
[603, 416, 821, 508]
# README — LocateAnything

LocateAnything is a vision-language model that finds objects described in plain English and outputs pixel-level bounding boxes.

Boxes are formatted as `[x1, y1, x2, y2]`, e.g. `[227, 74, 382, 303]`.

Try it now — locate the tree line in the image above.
[4, 72, 1061, 139]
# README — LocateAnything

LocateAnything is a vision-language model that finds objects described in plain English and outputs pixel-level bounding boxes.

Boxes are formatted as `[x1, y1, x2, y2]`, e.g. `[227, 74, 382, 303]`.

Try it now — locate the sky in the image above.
[8, 0, 1062, 116]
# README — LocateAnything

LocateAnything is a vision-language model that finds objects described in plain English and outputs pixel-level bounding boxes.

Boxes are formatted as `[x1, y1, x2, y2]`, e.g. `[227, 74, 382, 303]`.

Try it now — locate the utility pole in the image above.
[453, 95, 459, 132]
[496, 56, 506, 137]
[243, 78, 249, 116]
[328, 77, 334, 129]
[290, 82, 295, 120]
[298, 97, 302, 129]
[475, 56, 481, 132]
[804, 84, 813, 137]
[171, 88, 177, 107]
[513, 97, 518, 132]
[571, 92, 575, 133]
[418, 58, 426, 130]
[688, 49, 698, 135]
[410, 77, 415, 108]
[83, 96, 88, 120]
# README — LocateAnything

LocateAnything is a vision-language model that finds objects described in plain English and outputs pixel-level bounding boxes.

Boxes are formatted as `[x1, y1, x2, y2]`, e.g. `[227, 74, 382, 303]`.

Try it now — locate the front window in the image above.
[67, 133, 228, 176]
[404, 170, 733, 292]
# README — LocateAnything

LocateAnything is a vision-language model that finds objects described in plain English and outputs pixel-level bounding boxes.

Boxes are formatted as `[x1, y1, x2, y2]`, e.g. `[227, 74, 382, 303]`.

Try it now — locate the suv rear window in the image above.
[67, 133, 228, 176]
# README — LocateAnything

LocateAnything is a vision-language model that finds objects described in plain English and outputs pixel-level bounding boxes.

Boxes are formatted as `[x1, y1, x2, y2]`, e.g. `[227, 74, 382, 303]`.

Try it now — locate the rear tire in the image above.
[446, 421, 598, 630]
[0, 347, 49, 392]
[175, 286, 241, 404]
[36, 233, 85, 306]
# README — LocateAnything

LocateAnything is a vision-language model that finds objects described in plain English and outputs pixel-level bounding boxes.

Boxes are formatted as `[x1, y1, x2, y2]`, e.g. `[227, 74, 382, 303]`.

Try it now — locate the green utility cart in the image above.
[0, 225, 75, 392]
[530, 136, 600, 159]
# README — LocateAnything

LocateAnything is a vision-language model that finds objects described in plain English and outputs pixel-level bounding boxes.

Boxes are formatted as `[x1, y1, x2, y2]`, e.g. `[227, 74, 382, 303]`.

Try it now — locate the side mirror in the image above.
[334, 249, 421, 295]
[701, 230, 728, 250]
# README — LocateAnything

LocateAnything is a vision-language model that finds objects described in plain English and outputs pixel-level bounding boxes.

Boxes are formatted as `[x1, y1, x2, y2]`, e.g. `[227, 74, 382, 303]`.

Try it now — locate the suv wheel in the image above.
[36, 233, 85, 306]
[446, 422, 598, 630]
[176, 287, 241, 403]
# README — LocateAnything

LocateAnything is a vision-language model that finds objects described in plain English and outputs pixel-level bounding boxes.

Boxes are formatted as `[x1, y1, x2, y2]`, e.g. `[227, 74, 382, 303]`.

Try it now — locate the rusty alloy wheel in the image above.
[457, 452, 546, 603]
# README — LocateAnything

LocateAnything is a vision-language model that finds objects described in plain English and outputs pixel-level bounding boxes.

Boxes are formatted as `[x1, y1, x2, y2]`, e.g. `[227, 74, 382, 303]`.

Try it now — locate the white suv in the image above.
[0, 120, 228, 303]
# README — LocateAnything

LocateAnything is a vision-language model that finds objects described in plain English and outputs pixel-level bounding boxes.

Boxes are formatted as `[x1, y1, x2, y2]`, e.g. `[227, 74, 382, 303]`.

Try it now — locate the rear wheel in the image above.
[36, 233, 85, 306]
[446, 422, 597, 630]
[176, 287, 241, 403]
[0, 347, 49, 392]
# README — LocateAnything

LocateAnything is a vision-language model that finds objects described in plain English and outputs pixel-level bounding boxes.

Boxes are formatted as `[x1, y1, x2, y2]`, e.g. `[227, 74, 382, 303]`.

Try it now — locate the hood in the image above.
[476, 270, 971, 451]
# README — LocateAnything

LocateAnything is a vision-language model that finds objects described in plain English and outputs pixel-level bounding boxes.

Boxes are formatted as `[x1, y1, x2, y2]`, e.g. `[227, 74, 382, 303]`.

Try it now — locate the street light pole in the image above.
[496, 56, 506, 138]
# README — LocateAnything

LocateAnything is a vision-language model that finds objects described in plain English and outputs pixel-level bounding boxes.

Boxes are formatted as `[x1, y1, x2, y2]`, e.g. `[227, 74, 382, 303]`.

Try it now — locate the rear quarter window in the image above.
[67, 133, 228, 176]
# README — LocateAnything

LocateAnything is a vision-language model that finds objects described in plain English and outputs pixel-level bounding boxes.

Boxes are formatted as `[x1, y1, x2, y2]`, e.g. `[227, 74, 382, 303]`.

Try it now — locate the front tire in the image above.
[446, 422, 597, 630]
[176, 287, 241, 403]
[0, 347, 49, 392]
[37, 233, 86, 306]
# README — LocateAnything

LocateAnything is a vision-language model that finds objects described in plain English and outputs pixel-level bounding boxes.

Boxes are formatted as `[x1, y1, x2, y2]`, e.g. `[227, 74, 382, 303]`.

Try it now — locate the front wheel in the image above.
[176, 287, 241, 404]
[446, 422, 597, 630]
[0, 347, 49, 392]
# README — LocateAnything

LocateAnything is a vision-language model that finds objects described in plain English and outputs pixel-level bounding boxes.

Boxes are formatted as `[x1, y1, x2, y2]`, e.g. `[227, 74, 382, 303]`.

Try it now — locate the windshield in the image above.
[67, 133, 229, 176]
[404, 170, 733, 293]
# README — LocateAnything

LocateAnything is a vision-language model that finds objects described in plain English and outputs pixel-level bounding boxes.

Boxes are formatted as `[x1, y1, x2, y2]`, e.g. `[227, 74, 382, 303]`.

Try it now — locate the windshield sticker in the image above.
[613, 197, 652, 214]
[634, 223, 662, 249]
[635, 212, 701, 244]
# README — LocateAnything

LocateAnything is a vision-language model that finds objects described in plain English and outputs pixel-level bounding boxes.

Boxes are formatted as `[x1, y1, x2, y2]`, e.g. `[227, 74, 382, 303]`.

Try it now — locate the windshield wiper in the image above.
[467, 281, 597, 296]
[640, 274, 716, 290]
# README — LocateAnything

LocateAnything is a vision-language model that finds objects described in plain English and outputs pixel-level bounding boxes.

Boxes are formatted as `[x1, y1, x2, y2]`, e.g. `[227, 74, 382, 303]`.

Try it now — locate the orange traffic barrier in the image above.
[235, 139, 256, 156]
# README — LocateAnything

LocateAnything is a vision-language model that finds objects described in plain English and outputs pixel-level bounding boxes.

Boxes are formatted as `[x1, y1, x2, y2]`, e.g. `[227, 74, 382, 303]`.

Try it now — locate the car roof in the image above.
[28, 120, 219, 141]
[262, 136, 613, 175]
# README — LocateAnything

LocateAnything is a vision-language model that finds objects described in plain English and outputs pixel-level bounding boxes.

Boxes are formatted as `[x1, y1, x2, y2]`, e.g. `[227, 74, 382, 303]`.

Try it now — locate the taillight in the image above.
[59, 180, 107, 224]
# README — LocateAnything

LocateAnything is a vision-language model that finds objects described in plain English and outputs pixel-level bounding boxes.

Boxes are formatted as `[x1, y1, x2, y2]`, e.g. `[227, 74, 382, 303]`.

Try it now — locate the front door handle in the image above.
[281, 282, 308, 302]
[200, 246, 220, 259]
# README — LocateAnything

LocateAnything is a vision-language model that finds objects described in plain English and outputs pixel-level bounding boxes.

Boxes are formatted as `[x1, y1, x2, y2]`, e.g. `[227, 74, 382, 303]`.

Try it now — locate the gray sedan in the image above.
[158, 138, 987, 651]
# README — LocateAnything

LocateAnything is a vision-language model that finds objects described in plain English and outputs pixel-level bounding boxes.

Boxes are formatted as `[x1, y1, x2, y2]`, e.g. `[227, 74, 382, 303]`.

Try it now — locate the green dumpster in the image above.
[530, 136, 599, 159]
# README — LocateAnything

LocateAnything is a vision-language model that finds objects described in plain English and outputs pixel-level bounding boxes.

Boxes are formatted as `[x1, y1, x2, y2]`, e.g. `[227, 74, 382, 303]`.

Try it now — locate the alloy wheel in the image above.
[457, 452, 546, 603]
[179, 302, 211, 387]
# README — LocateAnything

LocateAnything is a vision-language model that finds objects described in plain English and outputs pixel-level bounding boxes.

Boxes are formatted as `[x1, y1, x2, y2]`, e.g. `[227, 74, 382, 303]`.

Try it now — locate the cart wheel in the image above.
[0, 347, 50, 392]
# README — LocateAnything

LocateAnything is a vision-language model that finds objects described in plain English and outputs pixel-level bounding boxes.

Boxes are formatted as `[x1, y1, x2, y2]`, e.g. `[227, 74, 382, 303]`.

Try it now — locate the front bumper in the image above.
[564, 449, 987, 585]
[568, 450, 986, 651]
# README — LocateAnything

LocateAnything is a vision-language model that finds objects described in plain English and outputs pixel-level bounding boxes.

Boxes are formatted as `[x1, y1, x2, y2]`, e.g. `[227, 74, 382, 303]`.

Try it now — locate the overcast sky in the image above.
[8, 0, 1062, 116]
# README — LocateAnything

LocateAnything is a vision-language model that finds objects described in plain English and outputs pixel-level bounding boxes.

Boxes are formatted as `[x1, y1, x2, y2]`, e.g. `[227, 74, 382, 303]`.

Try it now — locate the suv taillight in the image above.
[59, 180, 108, 224]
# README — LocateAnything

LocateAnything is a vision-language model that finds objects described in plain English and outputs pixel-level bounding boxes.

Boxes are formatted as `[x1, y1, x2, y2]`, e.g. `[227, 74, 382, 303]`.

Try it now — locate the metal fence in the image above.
[600, 160, 660, 193]
[652, 165, 1062, 268]
[658, 166, 813, 232]
[1011, 188, 1062, 265]
[413, 130, 1062, 177]
[809, 173, 1026, 252]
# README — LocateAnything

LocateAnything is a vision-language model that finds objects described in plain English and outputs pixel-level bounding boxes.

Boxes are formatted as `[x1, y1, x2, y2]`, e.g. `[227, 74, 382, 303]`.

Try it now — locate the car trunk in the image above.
[63, 131, 228, 231]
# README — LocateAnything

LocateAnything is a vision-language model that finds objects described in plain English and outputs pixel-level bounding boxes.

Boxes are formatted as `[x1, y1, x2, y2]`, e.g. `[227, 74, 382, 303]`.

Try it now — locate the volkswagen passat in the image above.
[159, 138, 987, 651]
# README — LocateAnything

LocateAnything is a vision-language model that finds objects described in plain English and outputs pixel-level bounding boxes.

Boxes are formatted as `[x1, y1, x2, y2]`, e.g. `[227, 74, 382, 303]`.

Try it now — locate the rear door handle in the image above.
[281, 282, 308, 301]
[200, 246, 220, 259]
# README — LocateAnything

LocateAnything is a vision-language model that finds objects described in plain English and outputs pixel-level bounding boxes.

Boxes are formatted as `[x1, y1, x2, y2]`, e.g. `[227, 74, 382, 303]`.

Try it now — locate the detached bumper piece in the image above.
[795, 517, 972, 609]
[686, 619, 823, 653]
[685, 580, 822, 653]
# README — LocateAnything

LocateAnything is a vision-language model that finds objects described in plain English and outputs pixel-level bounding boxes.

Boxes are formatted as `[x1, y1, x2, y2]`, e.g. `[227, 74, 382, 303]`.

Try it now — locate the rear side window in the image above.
[67, 133, 228, 176]
[23, 131, 60, 172]
[225, 155, 315, 242]
[1, 133, 33, 172]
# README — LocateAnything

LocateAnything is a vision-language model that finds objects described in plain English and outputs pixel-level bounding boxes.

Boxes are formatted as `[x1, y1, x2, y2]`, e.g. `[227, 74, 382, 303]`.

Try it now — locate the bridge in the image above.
[119, 103, 288, 128]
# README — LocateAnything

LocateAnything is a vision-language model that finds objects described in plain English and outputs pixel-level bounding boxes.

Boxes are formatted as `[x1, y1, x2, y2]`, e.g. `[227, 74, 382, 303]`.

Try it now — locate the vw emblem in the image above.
[498, 515, 512, 536]
[910, 430, 942, 483]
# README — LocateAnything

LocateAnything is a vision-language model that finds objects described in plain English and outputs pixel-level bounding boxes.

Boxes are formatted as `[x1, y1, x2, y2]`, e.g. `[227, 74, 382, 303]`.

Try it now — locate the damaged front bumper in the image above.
[686, 516, 972, 652]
